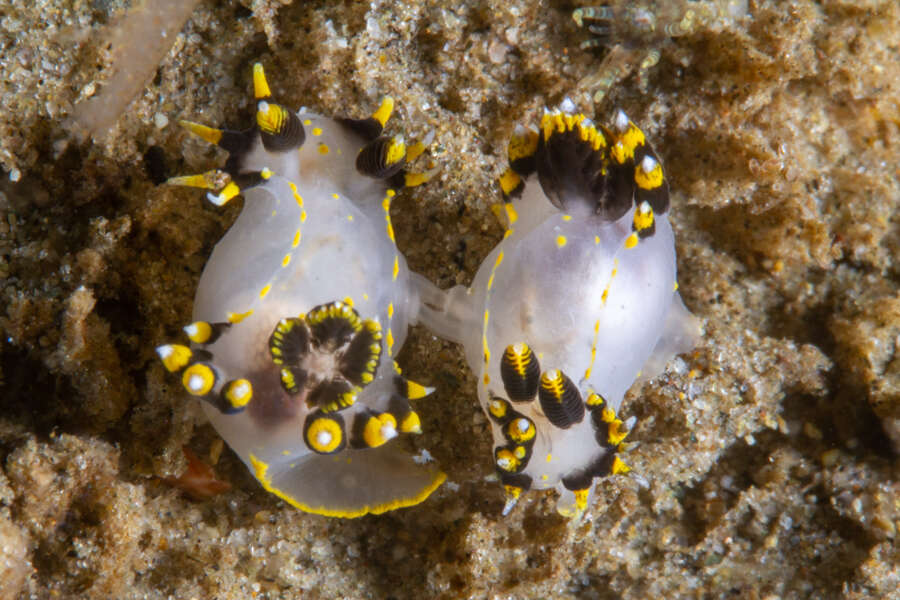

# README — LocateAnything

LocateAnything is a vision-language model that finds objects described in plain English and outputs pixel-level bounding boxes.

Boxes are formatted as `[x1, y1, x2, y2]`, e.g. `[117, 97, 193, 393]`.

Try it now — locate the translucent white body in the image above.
[416, 179, 700, 514]
[192, 111, 443, 517]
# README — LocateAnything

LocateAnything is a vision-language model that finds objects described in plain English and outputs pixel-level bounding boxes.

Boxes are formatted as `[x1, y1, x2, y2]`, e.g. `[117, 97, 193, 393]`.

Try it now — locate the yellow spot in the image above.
[503, 202, 519, 225]
[633, 202, 654, 231]
[406, 139, 427, 162]
[292, 229, 302, 247]
[616, 122, 646, 162]
[289, 181, 304, 206]
[303, 119, 312, 126]
[403, 379, 430, 400]
[635, 160, 664, 190]
[282, 254, 291, 267]
[332, 193, 340, 199]
[252, 63, 271, 99]
[556, 235, 567, 248]
[611, 142, 626, 164]
[179, 120, 223, 145]
[562, 214, 572, 221]
[257, 102, 287, 135]
[227, 309, 254, 323]
[404, 172, 430, 187]
[607, 420, 629, 446]
[343, 296, 354, 307]
[157, 344, 192, 372]
[259, 284, 271, 299]
[586, 392, 604, 407]
[386, 329, 394, 354]
[673, 281, 679, 291]
[625, 233, 639, 249]
[541, 474, 548, 481]
[574, 489, 589, 511]
[347, 214, 354, 221]
[306, 416, 343, 453]
[601, 407, 616, 423]
[499, 169, 521, 195]
[362, 413, 397, 448]
[594, 235, 600, 245]
[584, 318, 603, 380]
[300, 210, 307, 223]
[183, 321, 212, 344]
[363, 293, 369, 300]
[387, 303, 394, 318]
[507, 127, 538, 162]
[224, 379, 253, 409]
[399, 411, 422, 434]
[182, 363, 215, 396]
[211, 181, 241, 206]
[495, 448, 520, 472]
[392, 256, 399, 281]
[546, 453, 553, 463]
[387, 188, 396, 197]
[166, 172, 217, 190]
[312, 127, 323, 136]
[611, 456, 631, 475]
[318, 144, 330, 155]
[385, 137, 407, 166]
[372, 96, 394, 127]
[386, 222, 395, 241]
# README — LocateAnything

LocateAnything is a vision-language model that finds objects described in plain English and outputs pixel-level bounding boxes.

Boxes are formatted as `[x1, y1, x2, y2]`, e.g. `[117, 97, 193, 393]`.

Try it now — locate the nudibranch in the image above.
[156, 64, 445, 517]
[415, 99, 700, 517]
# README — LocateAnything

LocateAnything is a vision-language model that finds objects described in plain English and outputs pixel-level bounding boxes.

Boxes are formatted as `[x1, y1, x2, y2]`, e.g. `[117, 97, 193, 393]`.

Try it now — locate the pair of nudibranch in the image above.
[156, 64, 700, 518]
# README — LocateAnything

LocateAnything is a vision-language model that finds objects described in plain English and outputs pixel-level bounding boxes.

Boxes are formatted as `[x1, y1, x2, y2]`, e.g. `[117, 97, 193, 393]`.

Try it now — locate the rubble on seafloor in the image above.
[1, 1, 897, 598]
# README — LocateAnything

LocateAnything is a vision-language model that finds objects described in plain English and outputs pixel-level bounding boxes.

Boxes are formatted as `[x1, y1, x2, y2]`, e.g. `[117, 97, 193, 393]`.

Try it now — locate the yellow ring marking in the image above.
[306, 417, 343, 453]
[182, 363, 215, 396]
[184, 321, 212, 344]
[224, 379, 253, 408]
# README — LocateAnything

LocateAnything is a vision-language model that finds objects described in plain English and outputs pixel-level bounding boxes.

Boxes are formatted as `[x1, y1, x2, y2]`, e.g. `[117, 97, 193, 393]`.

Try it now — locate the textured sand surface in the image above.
[1, 1, 898, 598]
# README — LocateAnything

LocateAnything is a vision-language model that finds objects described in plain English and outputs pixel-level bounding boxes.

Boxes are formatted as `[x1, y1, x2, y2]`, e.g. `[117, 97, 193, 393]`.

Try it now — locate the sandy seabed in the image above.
[0, 1, 898, 598]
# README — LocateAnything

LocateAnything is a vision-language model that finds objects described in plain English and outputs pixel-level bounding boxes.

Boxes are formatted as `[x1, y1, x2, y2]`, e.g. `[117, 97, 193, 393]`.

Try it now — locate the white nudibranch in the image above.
[414, 100, 701, 517]
[156, 64, 443, 517]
